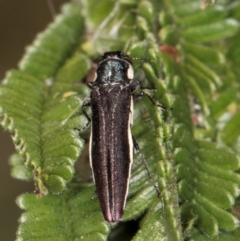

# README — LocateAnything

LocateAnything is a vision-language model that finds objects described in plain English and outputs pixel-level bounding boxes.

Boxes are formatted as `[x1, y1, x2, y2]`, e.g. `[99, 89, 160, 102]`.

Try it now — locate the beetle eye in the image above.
[127, 65, 134, 79]
[93, 72, 98, 82]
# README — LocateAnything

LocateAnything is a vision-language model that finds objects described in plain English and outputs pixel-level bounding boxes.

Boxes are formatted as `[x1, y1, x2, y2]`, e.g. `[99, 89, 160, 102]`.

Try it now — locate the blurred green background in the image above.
[0, 1, 68, 240]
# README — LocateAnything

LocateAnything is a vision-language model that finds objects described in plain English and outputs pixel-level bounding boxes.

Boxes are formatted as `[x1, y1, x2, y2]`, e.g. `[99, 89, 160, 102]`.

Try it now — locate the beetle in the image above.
[82, 51, 164, 222]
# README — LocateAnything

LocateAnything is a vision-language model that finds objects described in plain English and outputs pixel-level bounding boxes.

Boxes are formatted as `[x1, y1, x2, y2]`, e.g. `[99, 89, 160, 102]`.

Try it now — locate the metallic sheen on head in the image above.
[93, 51, 134, 85]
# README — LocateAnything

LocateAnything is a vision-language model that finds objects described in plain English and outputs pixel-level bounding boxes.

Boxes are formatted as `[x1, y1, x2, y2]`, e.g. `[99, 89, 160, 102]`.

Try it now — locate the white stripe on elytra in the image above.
[89, 123, 95, 183]
[123, 96, 134, 209]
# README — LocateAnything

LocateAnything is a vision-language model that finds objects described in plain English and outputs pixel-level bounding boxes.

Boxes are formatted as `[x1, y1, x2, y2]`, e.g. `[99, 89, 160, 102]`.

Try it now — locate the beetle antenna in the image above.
[131, 56, 156, 63]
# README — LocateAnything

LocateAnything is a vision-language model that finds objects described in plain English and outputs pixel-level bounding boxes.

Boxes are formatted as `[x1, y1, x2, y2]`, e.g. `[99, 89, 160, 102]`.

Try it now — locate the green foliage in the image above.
[0, 0, 240, 240]
[0, 4, 89, 195]
[16, 185, 110, 241]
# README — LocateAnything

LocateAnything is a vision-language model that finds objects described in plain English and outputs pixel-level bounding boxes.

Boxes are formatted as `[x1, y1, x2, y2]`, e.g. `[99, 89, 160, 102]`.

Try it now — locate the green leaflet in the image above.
[132, 199, 166, 241]
[172, 1, 205, 17]
[184, 54, 221, 90]
[9, 154, 33, 181]
[220, 111, 240, 146]
[179, 6, 227, 27]
[228, 30, 240, 78]
[181, 42, 225, 66]
[190, 227, 240, 240]
[182, 19, 239, 43]
[210, 87, 238, 119]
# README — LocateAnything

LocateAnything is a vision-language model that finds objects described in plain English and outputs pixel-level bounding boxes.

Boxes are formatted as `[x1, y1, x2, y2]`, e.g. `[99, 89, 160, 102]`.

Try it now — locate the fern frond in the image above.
[16, 184, 110, 241]
[160, 0, 240, 237]
[0, 4, 89, 194]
